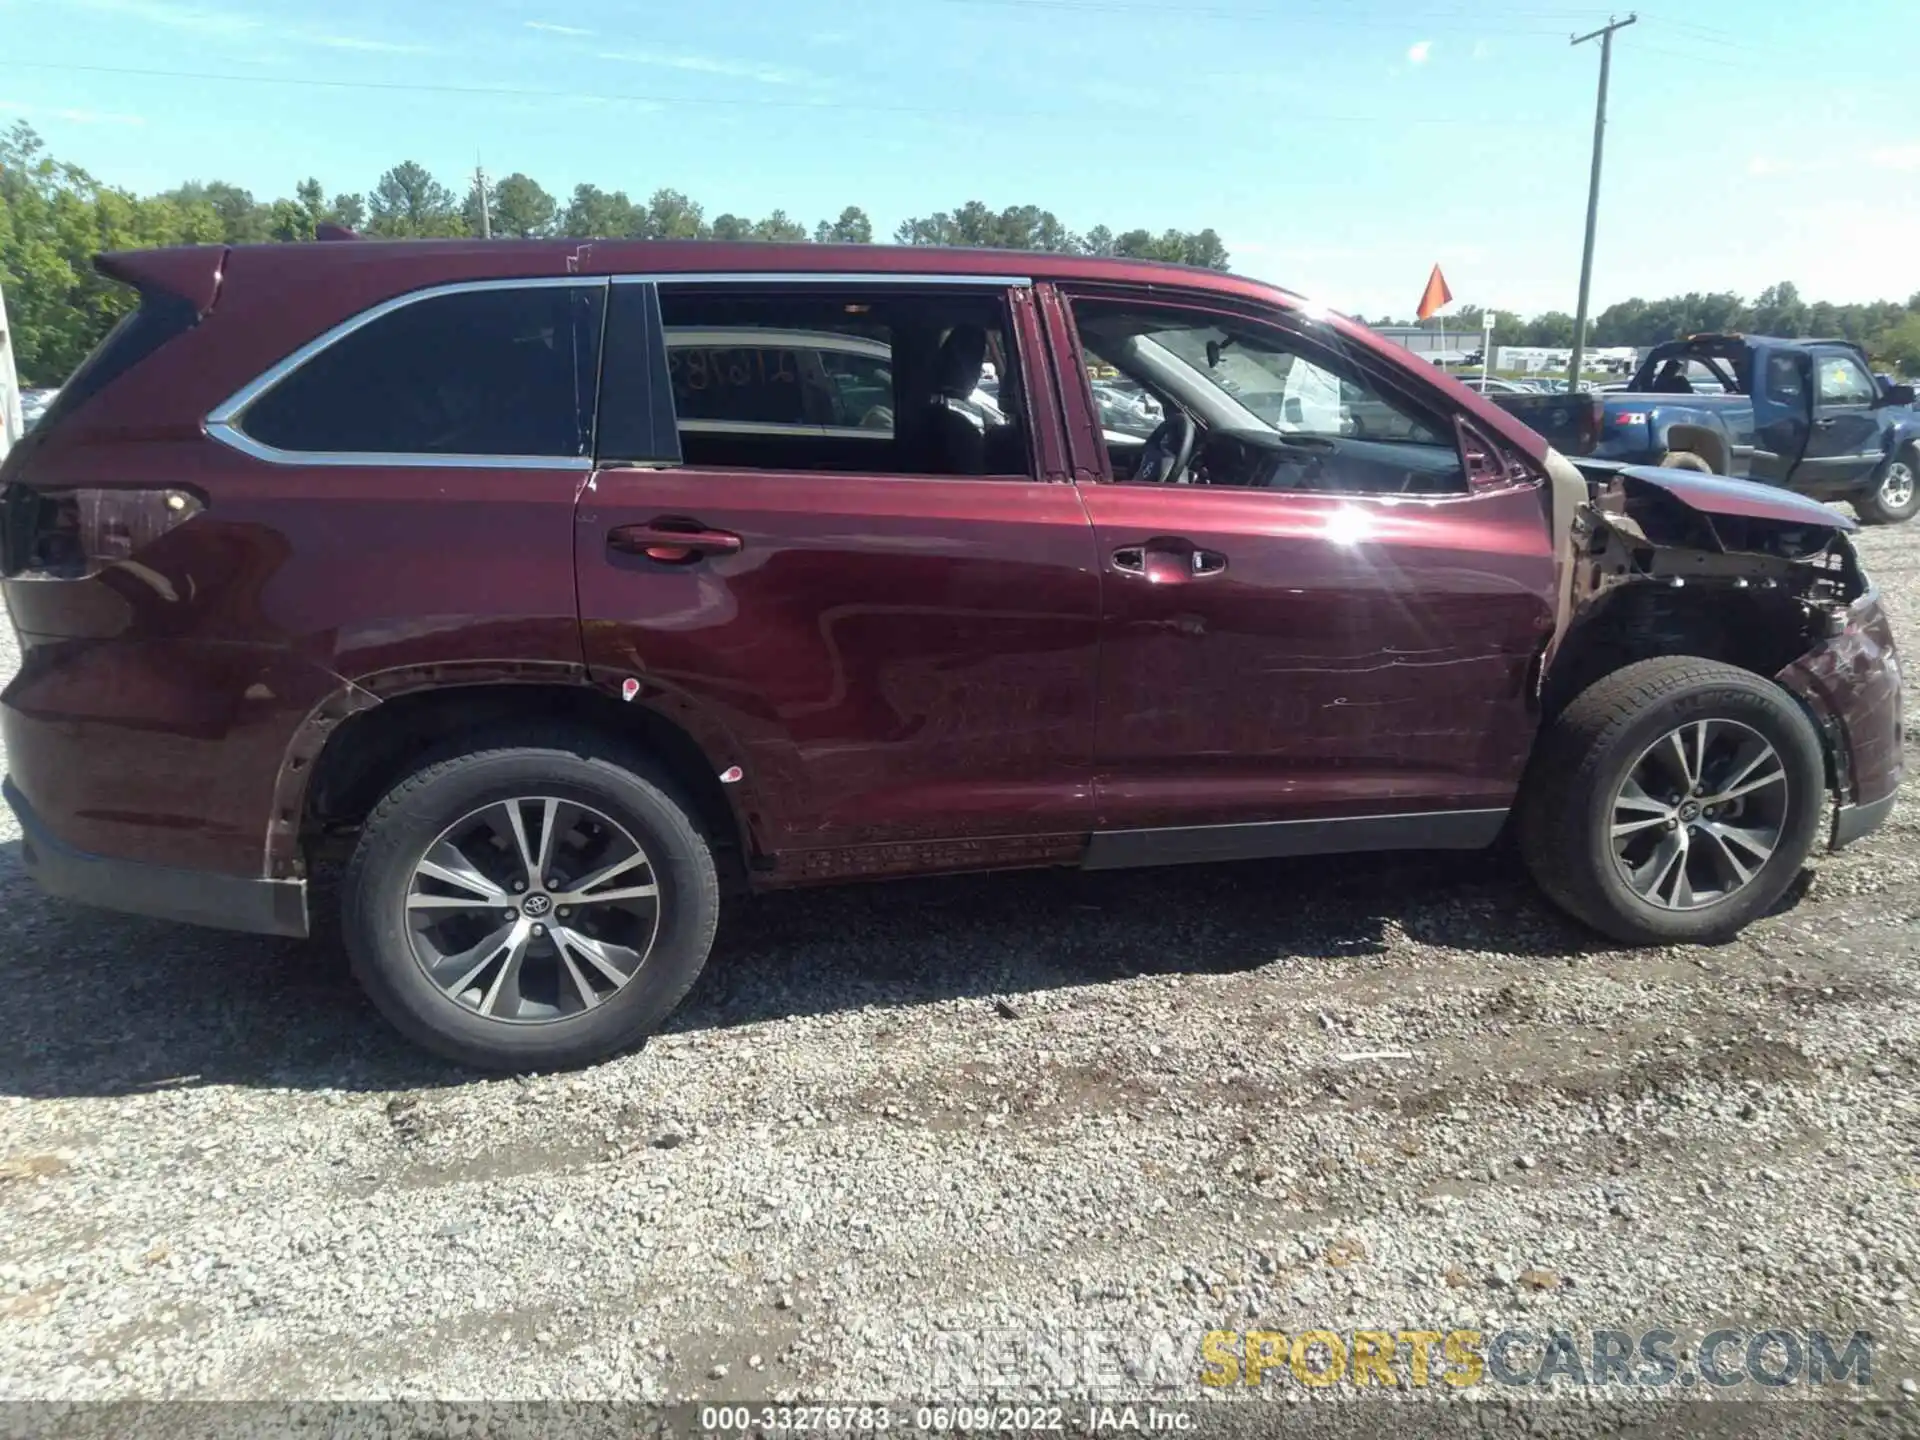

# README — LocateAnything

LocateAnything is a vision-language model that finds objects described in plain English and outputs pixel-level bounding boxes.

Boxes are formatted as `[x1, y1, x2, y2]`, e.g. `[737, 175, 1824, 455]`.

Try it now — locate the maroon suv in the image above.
[0, 239, 1903, 1070]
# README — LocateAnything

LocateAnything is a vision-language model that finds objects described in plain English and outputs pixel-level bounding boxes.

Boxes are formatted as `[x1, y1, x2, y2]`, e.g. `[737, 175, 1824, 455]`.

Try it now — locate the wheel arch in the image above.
[1540, 583, 1831, 773]
[1661, 421, 1730, 474]
[279, 674, 757, 882]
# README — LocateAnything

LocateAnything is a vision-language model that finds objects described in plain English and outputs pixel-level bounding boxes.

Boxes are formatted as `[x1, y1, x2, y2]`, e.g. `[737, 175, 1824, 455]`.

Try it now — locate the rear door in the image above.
[574, 276, 1102, 877]
[1040, 283, 1556, 851]
[1798, 347, 1885, 488]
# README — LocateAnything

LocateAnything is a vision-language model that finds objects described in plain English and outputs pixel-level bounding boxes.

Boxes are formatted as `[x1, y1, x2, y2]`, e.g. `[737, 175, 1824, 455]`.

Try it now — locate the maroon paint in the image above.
[1618, 466, 1862, 530]
[575, 468, 1102, 855]
[1075, 483, 1557, 829]
[1776, 593, 1905, 809]
[0, 238, 1900, 906]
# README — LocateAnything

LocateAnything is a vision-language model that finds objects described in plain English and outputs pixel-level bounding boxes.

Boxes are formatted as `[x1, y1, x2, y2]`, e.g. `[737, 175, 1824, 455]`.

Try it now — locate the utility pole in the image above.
[1567, 12, 1635, 388]
[475, 162, 492, 240]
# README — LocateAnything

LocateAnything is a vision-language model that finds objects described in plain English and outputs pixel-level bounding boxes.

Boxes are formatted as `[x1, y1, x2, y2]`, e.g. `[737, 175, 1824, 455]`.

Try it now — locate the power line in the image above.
[0, 59, 1494, 125]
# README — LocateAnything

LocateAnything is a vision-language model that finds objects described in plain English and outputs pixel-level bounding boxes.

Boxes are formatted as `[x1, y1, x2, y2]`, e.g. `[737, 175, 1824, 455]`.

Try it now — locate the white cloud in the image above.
[1869, 145, 1920, 171]
[60, 0, 260, 37]
[526, 20, 593, 36]
[596, 48, 811, 86]
[302, 33, 430, 52]
[1407, 40, 1432, 64]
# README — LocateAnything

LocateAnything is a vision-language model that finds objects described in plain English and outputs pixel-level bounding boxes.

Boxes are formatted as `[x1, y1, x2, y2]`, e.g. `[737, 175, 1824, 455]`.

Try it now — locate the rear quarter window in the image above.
[235, 284, 605, 459]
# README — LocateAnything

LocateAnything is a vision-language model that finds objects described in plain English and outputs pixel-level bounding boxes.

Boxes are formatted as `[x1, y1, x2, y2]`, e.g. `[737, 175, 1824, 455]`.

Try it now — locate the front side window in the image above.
[1072, 300, 1466, 495]
[1815, 354, 1875, 408]
[641, 288, 1032, 478]
[236, 283, 604, 458]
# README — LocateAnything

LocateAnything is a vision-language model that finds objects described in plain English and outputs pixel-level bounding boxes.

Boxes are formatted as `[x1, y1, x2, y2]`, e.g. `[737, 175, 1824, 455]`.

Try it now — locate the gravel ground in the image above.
[1, 518, 1917, 1423]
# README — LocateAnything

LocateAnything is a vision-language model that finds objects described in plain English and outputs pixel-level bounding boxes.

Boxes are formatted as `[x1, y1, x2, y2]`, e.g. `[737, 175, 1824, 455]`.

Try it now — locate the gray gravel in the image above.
[1, 519, 1917, 1415]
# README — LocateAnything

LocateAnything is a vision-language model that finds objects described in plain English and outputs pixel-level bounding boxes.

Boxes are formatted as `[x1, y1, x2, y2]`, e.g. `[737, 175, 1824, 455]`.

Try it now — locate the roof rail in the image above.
[315, 223, 360, 242]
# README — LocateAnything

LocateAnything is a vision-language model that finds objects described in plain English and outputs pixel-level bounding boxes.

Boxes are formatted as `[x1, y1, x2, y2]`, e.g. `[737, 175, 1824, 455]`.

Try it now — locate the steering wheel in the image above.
[1132, 410, 1198, 484]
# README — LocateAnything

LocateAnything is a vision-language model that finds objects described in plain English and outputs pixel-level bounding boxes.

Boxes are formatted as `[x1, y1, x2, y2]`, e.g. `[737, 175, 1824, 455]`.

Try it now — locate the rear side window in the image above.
[1765, 353, 1805, 405]
[623, 287, 1031, 479]
[235, 283, 604, 459]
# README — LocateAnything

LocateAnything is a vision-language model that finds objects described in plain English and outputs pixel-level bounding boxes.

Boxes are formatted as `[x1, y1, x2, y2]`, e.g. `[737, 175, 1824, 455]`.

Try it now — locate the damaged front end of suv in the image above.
[1546, 460, 1903, 851]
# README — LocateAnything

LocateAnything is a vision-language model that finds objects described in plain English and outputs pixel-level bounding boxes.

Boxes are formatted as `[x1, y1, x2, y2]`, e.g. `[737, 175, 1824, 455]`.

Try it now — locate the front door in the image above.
[1044, 285, 1557, 849]
[1799, 348, 1885, 490]
[574, 278, 1101, 878]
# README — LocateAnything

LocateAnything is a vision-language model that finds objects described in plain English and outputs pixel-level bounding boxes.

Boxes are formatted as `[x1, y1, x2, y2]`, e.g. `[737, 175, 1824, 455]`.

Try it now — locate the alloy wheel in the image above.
[1608, 719, 1789, 911]
[403, 796, 661, 1023]
[1879, 461, 1915, 513]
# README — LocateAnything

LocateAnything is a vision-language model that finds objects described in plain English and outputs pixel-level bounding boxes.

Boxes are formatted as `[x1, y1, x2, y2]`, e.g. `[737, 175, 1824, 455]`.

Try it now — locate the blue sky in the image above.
[2, 0, 1914, 320]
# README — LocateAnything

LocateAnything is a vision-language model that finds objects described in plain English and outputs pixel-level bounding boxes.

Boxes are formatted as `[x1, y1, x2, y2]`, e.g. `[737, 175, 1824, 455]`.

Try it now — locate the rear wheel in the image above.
[1857, 451, 1919, 526]
[342, 728, 720, 1071]
[1519, 657, 1825, 945]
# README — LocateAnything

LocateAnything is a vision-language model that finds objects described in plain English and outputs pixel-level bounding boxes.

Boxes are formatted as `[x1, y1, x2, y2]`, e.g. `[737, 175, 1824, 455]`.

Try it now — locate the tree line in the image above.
[6, 120, 1918, 388]
[1374, 285, 1920, 373]
[0, 123, 1229, 385]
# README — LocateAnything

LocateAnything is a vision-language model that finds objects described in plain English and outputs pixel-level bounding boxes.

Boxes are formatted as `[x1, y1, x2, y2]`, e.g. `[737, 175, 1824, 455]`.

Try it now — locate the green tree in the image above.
[1524, 312, 1577, 347]
[366, 161, 464, 238]
[329, 191, 367, 231]
[560, 183, 637, 238]
[491, 173, 556, 238]
[751, 208, 809, 242]
[1751, 281, 1806, 337]
[162, 180, 270, 243]
[639, 187, 705, 240]
[814, 205, 872, 244]
[1871, 313, 1920, 375]
[709, 213, 753, 242]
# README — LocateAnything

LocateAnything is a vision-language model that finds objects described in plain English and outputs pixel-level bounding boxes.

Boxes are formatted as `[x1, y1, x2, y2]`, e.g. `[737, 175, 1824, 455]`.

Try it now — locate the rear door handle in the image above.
[1813, 417, 1840, 430]
[608, 522, 743, 563]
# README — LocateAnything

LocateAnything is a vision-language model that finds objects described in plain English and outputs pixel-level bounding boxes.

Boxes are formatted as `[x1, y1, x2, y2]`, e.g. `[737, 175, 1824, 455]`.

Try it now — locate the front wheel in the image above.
[1519, 657, 1825, 945]
[341, 728, 720, 1071]
[1857, 451, 1919, 526]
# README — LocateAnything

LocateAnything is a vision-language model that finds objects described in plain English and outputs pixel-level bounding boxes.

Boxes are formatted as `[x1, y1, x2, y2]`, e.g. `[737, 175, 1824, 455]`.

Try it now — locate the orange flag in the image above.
[1416, 264, 1453, 322]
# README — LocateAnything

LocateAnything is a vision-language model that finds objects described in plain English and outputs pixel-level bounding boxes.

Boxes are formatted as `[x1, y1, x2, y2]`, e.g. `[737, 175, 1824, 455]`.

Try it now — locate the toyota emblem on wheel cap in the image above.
[521, 893, 553, 918]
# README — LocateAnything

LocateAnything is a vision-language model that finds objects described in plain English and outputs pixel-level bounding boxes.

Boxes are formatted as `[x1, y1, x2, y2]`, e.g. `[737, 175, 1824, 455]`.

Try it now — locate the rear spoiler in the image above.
[94, 245, 229, 319]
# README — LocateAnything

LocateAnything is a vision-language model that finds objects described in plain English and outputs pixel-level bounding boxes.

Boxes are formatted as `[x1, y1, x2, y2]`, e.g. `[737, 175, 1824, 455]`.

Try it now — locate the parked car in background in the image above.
[1, 240, 1901, 1069]
[1486, 334, 1920, 524]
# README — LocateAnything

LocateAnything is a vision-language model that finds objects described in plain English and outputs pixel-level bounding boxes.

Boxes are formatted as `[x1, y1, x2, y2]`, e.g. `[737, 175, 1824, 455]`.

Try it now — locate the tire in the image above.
[341, 726, 720, 1071]
[1659, 450, 1715, 474]
[1856, 450, 1919, 526]
[1518, 657, 1825, 946]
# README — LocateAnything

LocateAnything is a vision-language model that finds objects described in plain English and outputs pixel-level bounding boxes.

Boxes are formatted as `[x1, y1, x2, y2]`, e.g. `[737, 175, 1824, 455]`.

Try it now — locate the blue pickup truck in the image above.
[1489, 334, 1920, 524]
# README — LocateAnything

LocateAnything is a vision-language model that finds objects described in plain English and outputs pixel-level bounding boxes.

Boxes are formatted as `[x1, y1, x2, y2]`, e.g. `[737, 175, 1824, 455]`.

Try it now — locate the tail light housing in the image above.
[1, 484, 204, 580]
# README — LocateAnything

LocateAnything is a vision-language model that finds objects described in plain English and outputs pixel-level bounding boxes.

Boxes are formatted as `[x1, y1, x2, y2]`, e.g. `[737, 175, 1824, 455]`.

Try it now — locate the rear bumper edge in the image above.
[3, 775, 308, 938]
[1831, 789, 1899, 853]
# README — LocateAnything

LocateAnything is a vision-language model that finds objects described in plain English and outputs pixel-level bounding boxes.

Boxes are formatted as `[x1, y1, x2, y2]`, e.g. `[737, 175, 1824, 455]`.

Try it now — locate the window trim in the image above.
[204, 276, 609, 470]
[206, 271, 1030, 470]
[646, 279, 1040, 482]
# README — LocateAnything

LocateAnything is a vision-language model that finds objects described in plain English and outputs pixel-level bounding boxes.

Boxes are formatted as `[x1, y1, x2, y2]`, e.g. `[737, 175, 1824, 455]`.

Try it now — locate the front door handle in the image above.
[1813, 416, 1840, 430]
[1111, 542, 1228, 583]
[608, 521, 743, 563]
